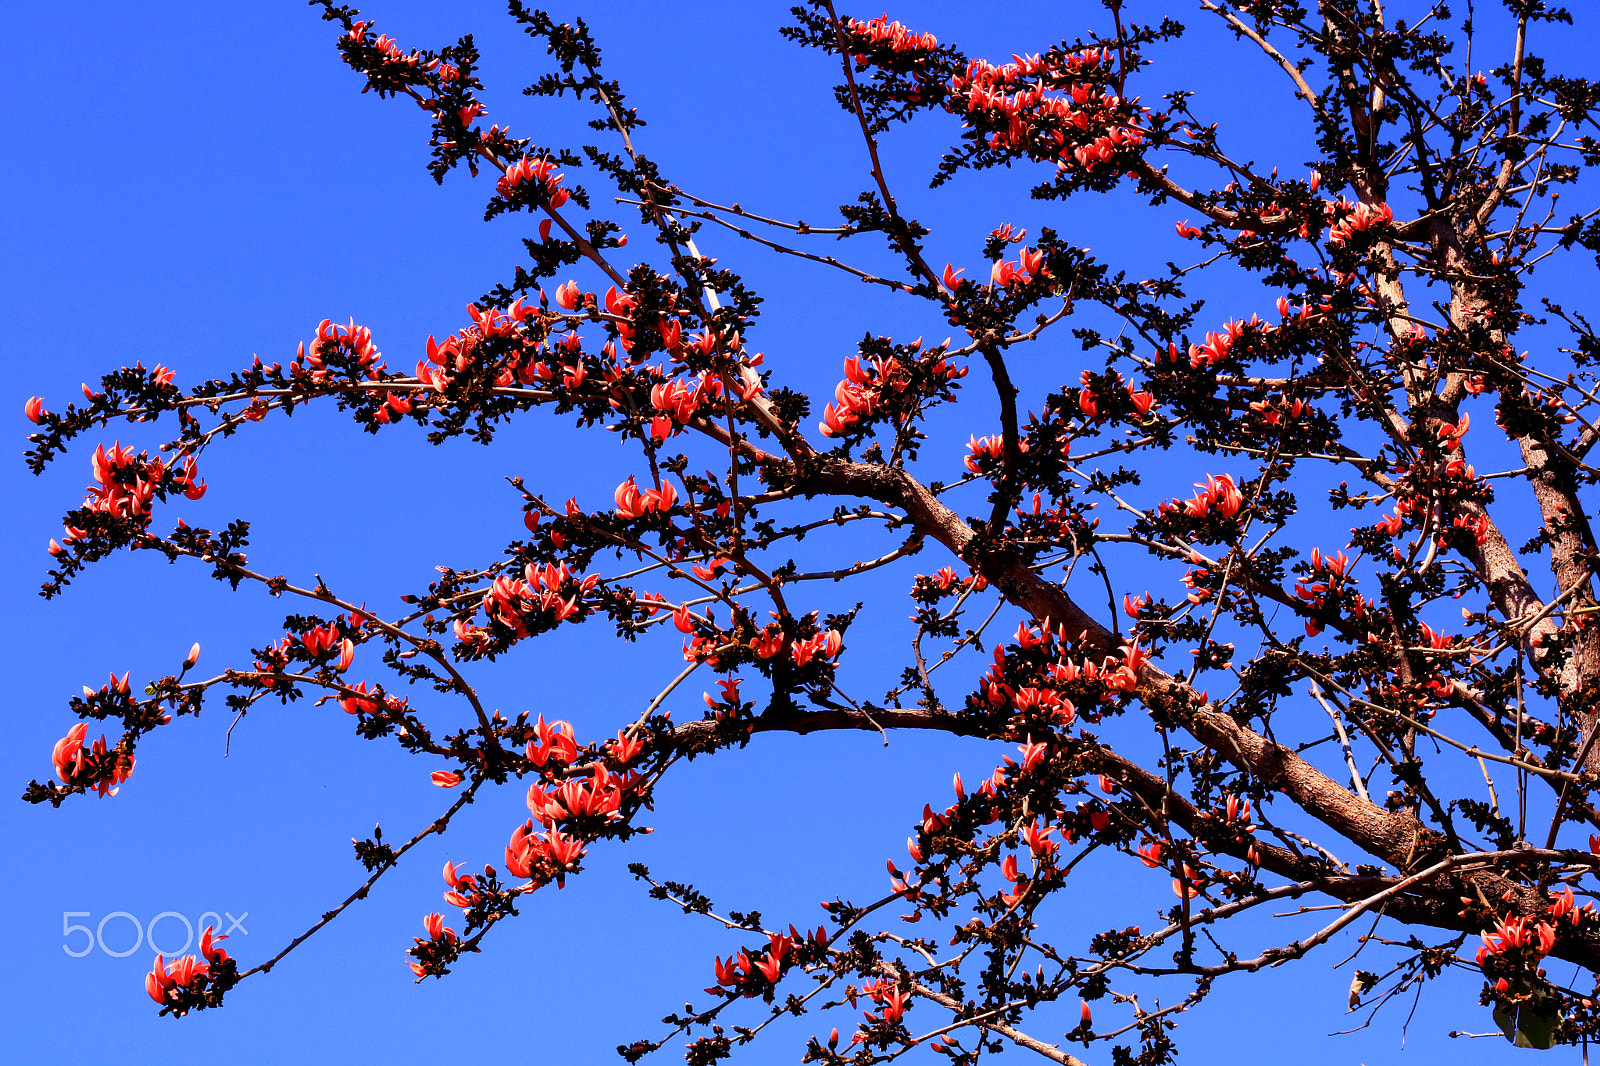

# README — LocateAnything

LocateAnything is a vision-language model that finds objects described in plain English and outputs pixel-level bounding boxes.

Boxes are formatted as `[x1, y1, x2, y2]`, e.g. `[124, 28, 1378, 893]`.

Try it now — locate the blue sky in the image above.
[0, 2, 1568, 1062]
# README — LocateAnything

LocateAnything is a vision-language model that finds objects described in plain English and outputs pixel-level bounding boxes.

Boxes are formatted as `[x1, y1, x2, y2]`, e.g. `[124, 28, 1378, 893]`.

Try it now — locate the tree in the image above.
[22, 0, 1600, 1058]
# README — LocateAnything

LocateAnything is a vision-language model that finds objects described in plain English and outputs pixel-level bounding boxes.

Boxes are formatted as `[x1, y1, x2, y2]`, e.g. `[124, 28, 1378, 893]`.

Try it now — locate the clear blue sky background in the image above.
[0, 2, 1572, 1062]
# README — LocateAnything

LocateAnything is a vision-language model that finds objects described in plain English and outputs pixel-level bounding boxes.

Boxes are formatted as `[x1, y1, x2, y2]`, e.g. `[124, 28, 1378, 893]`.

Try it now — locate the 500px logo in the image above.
[62, 911, 248, 958]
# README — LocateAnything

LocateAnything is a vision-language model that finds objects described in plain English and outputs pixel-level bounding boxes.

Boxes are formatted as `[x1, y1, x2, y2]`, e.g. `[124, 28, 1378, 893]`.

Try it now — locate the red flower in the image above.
[52, 723, 89, 782]
[199, 925, 229, 966]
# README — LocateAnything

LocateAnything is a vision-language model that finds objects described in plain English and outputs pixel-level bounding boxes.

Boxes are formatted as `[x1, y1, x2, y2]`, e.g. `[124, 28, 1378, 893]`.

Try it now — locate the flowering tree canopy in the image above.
[26, 0, 1600, 1058]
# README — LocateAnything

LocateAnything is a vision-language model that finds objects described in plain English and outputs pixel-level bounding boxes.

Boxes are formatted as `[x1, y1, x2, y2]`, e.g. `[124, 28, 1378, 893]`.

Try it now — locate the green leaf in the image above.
[1494, 995, 1562, 1049]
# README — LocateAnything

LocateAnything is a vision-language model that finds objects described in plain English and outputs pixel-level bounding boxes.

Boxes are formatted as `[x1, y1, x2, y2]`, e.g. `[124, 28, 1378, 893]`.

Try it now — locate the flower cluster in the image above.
[602, 284, 726, 364]
[855, 977, 912, 1027]
[496, 155, 570, 207]
[468, 561, 598, 642]
[346, 21, 418, 65]
[525, 764, 635, 831]
[963, 432, 1027, 472]
[986, 246, 1048, 289]
[946, 49, 1146, 175]
[1158, 473, 1244, 521]
[971, 621, 1149, 729]
[789, 629, 843, 667]
[613, 475, 678, 519]
[649, 371, 724, 440]
[1325, 199, 1394, 245]
[1365, 416, 1490, 548]
[1477, 887, 1590, 964]
[526, 714, 578, 768]
[819, 355, 903, 437]
[910, 565, 987, 604]
[292, 318, 384, 383]
[50, 721, 135, 797]
[709, 927, 826, 1001]
[843, 15, 939, 59]
[1247, 393, 1309, 427]
[408, 912, 459, 978]
[418, 301, 545, 393]
[503, 822, 586, 887]
[701, 677, 746, 719]
[440, 860, 499, 910]
[73, 441, 200, 532]
[144, 927, 232, 1016]
[1180, 317, 1265, 370]
[1074, 369, 1154, 420]
[1294, 548, 1366, 636]
[1457, 886, 1596, 1032]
